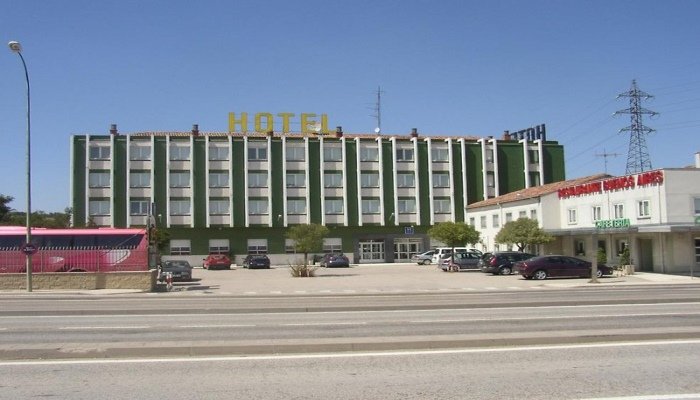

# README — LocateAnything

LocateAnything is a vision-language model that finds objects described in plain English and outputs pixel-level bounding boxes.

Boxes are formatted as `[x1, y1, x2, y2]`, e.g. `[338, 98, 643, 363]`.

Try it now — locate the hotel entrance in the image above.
[358, 240, 385, 263]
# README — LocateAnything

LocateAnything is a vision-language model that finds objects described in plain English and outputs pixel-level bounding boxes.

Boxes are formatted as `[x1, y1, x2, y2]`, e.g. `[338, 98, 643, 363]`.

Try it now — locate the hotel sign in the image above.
[595, 218, 631, 229]
[228, 112, 331, 134]
[558, 170, 664, 199]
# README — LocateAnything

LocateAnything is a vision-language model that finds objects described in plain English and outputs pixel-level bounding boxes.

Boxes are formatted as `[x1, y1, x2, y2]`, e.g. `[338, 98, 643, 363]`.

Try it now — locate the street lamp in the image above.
[8, 40, 33, 292]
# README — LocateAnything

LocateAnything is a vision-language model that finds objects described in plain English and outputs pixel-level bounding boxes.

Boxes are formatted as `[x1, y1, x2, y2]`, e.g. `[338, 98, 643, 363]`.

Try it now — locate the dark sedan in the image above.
[320, 253, 350, 268]
[243, 255, 271, 269]
[479, 251, 536, 275]
[159, 260, 193, 282]
[515, 255, 613, 280]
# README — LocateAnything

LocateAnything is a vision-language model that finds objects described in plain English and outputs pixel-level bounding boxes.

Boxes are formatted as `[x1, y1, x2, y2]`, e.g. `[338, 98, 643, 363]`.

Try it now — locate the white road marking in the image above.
[282, 322, 367, 327]
[409, 311, 700, 324]
[58, 326, 150, 330]
[578, 395, 700, 400]
[179, 324, 256, 328]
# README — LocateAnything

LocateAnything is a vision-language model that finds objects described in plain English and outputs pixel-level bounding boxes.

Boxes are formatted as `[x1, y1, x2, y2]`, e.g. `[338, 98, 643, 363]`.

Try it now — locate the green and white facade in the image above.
[70, 128, 565, 265]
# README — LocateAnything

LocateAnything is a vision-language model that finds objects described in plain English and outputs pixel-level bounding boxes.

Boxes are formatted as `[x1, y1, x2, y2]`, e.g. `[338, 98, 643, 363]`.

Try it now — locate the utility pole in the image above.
[595, 148, 620, 174]
[614, 80, 658, 175]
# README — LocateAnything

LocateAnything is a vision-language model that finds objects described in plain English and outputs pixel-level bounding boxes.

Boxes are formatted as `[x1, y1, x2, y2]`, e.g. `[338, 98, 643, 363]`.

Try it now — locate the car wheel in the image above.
[422, 259, 431, 265]
[533, 270, 548, 280]
[499, 266, 512, 275]
[596, 269, 603, 278]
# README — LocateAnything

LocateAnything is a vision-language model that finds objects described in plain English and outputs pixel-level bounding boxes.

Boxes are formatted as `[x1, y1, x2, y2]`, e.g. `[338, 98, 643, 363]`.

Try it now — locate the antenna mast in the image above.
[595, 148, 620, 174]
[614, 79, 659, 175]
[370, 86, 384, 134]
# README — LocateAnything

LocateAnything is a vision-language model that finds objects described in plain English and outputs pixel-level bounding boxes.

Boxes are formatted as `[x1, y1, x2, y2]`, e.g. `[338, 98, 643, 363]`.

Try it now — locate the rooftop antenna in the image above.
[595, 148, 620, 174]
[369, 86, 384, 134]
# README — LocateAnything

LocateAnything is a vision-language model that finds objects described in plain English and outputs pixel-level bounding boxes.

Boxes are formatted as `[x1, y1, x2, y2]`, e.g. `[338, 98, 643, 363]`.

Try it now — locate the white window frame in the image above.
[480, 216, 487, 228]
[88, 199, 110, 216]
[248, 146, 267, 161]
[209, 199, 230, 215]
[130, 172, 151, 188]
[89, 145, 110, 160]
[492, 214, 500, 228]
[208, 146, 229, 161]
[129, 145, 151, 161]
[286, 172, 306, 188]
[324, 172, 343, 188]
[519, 210, 527, 219]
[169, 171, 190, 188]
[361, 172, 380, 188]
[431, 147, 449, 162]
[614, 203, 625, 219]
[568, 208, 578, 225]
[325, 199, 343, 214]
[432, 173, 450, 188]
[323, 146, 343, 162]
[396, 148, 414, 162]
[396, 172, 415, 188]
[362, 199, 381, 214]
[170, 199, 191, 216]
[89, 172, 110, 188]
[505, 212, 513, 223]
[209, 171, 229, 188]
[248, 199, 269, 215]
[287, 198, 307, 215]
[130, 199, 150, 216]
[169, 145, 190, 161]
[637, 199, 651, 219]
[285, 146, 306, 162]
[433, 198, 450, 214]
[360, 146, 379, 162]
[248, 172, 268, 188]
[592, 205, 602, 222]
[398, 198, 417, 213]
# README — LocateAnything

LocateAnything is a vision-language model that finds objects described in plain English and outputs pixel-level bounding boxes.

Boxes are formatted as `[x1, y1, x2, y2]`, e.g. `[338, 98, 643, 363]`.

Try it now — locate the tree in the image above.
[495, 218, 553, 252]
[428, 222, 480, 268]
[286, 224, 329, 276]
[0, 194, 14, 222]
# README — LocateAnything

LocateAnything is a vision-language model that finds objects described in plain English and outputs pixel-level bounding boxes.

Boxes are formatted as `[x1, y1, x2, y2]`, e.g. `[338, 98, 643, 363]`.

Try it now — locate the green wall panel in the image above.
[497, 143, 525, 195]
[344, 141, 358, 225]
[308, 139, 321, 223]
[270, 139, 284, 227]
[465, 142, 483, 204]
[543, 144, 566, 183]
[71, 137, 86, 226]
[451, 142, 464, 221]
[192, 138, 206, 227]
[381, 141, 395, 225]
[231, 139, 246, 227]
[417, 141, 430, 225]
[112, 137, 127, 227]
[153, 137, 168, 226]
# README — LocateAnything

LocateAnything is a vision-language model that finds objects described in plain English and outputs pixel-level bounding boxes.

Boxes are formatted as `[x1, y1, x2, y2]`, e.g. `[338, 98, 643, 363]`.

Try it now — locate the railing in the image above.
[0, 246, 149, 273]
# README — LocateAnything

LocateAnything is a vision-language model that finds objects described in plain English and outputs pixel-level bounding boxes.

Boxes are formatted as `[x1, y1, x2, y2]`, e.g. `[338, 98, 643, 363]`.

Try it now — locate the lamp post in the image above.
[8, 40, 33, 292]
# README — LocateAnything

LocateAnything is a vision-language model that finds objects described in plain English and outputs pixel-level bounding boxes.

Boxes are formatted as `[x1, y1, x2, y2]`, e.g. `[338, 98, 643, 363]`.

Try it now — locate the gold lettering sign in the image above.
[228, 112, 330, 134]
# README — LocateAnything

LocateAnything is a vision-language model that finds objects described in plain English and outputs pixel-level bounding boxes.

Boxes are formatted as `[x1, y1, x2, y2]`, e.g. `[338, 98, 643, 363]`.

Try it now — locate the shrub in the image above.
[596, 248, 607, 265]
[619, 247, 631, 266]
[289, 262, 317, 278]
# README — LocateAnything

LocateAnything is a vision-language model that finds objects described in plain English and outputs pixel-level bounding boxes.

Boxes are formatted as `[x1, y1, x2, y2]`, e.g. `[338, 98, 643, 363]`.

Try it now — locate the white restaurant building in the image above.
[467, 154, 700, 274]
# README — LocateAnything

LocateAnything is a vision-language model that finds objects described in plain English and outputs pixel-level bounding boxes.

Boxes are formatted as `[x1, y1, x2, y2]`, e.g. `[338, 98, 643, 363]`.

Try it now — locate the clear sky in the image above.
[2, 0, 699, 212]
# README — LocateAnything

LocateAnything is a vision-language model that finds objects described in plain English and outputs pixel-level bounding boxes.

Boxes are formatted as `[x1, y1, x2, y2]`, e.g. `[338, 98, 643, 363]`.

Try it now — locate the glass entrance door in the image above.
[394, 239, 423, 262]
[359, 240, 385, 263]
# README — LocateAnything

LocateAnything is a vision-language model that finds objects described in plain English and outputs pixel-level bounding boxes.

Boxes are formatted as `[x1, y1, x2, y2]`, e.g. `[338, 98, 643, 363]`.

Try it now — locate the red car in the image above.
[203, 254, 231, 270]
[515, 255, 612, 280]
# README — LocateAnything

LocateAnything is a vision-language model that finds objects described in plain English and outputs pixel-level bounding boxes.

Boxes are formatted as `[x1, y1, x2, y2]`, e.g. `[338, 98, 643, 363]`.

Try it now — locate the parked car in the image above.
[158, 260, 193, 282]
[243, 254, 271, 269]
[439, 252, 482, 272]
[320, 253, 350, 268]
[430, 247, 477, 264]
[479, 251, 536, 275]
[411, 250, 436, 265]
[203, 254, 231, 270]
[515, 255, 613, 280]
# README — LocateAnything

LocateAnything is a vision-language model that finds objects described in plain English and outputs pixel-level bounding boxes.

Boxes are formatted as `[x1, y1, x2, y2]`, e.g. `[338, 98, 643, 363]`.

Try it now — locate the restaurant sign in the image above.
[228, 112, 331, 134]
[558, 170, 664, 199]
[595, 218, 631, 229]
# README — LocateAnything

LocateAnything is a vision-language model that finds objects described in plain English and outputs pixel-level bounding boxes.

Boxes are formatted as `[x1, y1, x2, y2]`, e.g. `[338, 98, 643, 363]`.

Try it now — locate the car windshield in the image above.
[164, 261, 190, 268]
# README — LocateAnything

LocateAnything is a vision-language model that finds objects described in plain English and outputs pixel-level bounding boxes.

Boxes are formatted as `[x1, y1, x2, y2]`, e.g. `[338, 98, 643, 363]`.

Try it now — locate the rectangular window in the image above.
[169, 145, 190, 161]
[248, 199, 269, 215]
[568, 208, 578, 224]
[505, 212, 513, 223]
[130, 172, 151, 188]
[398, 198, 416, 213]
[209, 199, 230, 215]
[486, 149, 494, 163]
[530, 209, 537, 220]
[89, 200, 110, 216]
[89, 172, 110, 188]
[575, 239, 585, 256]
[432, 173, 450, 188]
[592, 206, 602, 222]
[360, 147, 379, 162]
[528, 149, 539, 163]
[286, 172, 306, 188]
[469, 217, 476, 227]
[209, 146, 229, 161]
[89, 145, 110, 160]
[493, 214, 500, 228]
[248, 172, 268, 188]
[519, 210, 527, 219]
[361, 172, 380, 188]
[396, 172, 415, 188]
[209, 239, 229, 255]
[286, 146, 305, 161]
[637, 200, 651, 218]
[247, 239, 267, 255]
[325, 199, 344, 214]
[169, 171, 190, 188]
[616, 239, 628, 256]
[530, 172, 541, 187]
[614, 204, 625, 219]
[209, 172, 229, 188]
[362, 199, 380, 214]
[431, 147, 449, 162]
[396, 148, 414, 162]
[285, 239, 298, 254]
[487, 172, 495, 188]
[248, 146, 267, 161]
[287, 199, 306, 215]
[695, 198, 700, 215]
[324, 172, 343, 188]
[170, 239, 191, 256]
[480, 216, 487, 228]
[129, 146, 151, 161]
[170, 199, 191, 216]
[130, 200, 149, 216]
[323, 238, 342, 253]
[433, 198, 450, 214]
[695, 238, 700, 263]
[323, 146, 342, 162]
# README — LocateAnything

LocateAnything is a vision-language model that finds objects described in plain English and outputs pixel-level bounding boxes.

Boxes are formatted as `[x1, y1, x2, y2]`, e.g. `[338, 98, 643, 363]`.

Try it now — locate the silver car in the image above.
[411, 250, 436, 265]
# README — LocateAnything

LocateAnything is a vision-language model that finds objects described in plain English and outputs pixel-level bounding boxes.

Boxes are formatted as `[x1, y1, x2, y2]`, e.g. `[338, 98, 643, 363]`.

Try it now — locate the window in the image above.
[286, 172, 306, 188]
[396, 148, 414, 162]
[209, 146, 229, 161]
[209, 239, 229, 255]
[323, 238, 342, 253]
[285, 239, 298, 254]
[248, 146, 267, 161]
[324, 146, 342, 162]
[286, 146, 305, 161]
[89, 172, 110, 188]
[480, 216, 487, 228]
[592, 206, 602, 222]
[169, 171, 190, 188]
[486, 149, 494, 163]
[396, 172, 415, 188]
[528, 149, 539, 163]
[129, 146, 151, 161]
[169, 145, 190, 161]
[486, 172, 495, 188]
[248, 172, 268, 188]
[209, 172, 229, 188]
[637, 200, 651, 218]
[89, 145, 110, 160]
[170, 239, 191, 256]
[360, 147, 378, 162]
[209, 199, 230, 215]
[433, 198, 450, 214]
[493, 214, 500, 228]
[362, 199, 380, 214]
[324, 172, 343, 188]
[248, 199, 268, 215]
[89, 199, 110, 216]
[568, 208, 578, 224]
[695, 198, 700, 215]
[287, 199, 306, 214]
[575, 239, 585, 256]
[519, 210, 527, 219]
[530, 209, 537, 220]
[130, 200, 149, 216]
[399, 198, 417, 213]
[361, 172, 380, 188]
[469, 217, 476, 227]
[130, 172, 150, 188]
[695, 238, 700, 264]
[616, 239, 628, 256]
[505, 212, 513, 223]
[432, 173, 450, 188]
[614, 204, 625, 219]
[529, 172, 541, 187]
[247, 239, 267, 255]
[325, 199, 343, 214]
[431, 147, 449, 162]
[170, 199, 191, 215]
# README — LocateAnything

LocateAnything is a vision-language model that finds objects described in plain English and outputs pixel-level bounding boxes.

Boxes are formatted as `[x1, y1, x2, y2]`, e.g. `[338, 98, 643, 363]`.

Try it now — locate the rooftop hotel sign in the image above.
[228, 112, 330, 134]
[557, 170, 664, 199]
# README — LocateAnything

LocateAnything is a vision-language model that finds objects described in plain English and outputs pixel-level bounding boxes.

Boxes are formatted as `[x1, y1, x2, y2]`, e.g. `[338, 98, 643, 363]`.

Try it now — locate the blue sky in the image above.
[2, 0, 699, 212]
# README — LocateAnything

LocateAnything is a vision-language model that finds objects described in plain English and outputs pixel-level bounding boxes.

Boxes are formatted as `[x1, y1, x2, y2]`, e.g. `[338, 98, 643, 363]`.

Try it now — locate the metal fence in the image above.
[0, 246, 149, 273]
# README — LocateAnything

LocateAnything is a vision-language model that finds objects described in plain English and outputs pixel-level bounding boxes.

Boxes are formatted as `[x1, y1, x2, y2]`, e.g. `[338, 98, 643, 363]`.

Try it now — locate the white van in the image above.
[431, 247, 472, 264]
